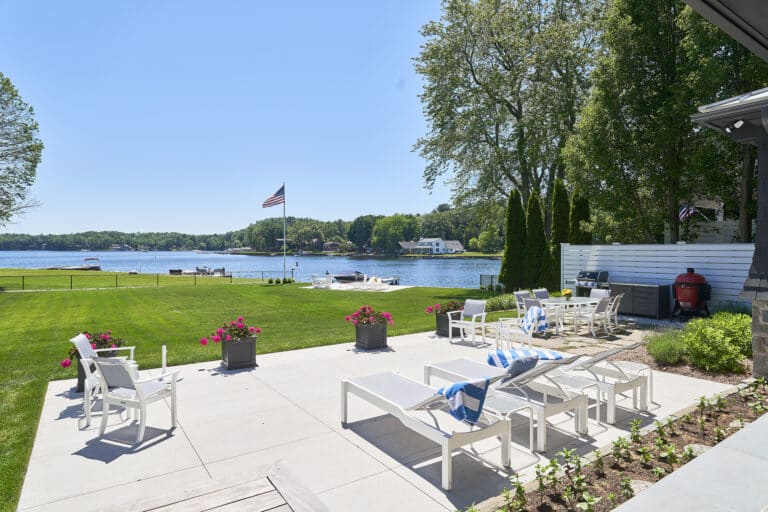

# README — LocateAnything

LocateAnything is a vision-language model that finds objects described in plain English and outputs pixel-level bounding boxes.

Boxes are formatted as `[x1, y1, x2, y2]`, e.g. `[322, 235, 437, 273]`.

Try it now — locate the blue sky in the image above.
[0, 0, 451, 235]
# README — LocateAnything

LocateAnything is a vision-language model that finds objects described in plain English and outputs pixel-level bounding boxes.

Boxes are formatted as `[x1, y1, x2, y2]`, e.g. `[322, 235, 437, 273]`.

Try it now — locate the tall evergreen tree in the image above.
[523, 192, 545, 287]
[550, 179, 569, 287]
[539, 244, 555, 290]
[499, 189, 526, 291]
[569, 187, 591, 244]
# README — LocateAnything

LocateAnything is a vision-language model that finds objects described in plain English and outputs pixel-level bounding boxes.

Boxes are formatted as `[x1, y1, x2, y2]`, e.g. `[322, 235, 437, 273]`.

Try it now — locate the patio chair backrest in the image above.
[513, 291, 531, 311]
[594, 297, 610, 314]
[610, 293, 624, 312]
[93, 357, 136, 390]
[532, 288, 550, 300]
[523, 298, 541, 312]
[70, 333, 98, 359]
[462, 299, 486, 319]
[589, 288, 611, 299]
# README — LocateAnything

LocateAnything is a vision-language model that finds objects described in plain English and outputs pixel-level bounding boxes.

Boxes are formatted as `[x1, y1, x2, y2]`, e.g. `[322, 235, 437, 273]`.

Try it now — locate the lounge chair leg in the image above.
[137, 404, 147, 443]
[441, 443, 453, 491]
[99, 399, 109, 436]
[607, 392, 616, 425]
[340, 381, 348, 424]
[639, 379, 648, 411]
[536, 411, 547, 452]
[500, 423, 511, 467]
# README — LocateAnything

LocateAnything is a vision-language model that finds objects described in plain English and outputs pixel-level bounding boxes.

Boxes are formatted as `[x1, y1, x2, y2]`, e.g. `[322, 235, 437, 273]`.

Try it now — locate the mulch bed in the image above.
[502, 378, 768, 511]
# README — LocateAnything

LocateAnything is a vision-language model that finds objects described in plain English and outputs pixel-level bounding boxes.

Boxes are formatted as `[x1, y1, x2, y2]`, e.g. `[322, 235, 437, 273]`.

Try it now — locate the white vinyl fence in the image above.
[560, 243, 754, 310]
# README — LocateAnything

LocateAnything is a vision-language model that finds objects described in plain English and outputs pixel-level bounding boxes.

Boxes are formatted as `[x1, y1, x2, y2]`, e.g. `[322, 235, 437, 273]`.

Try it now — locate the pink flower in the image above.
[200, 337, 208, 346]
[352, 319, 358, 325]
[225, 334, 232, 341]
[84, 332, 91, 339]
[100, 334, 109, 340]
[216, 328, 224, 335]
[211, 335, 221, 342]
[60, 359, 72, 368]
[237, 316, 244, 322]
[425, 306, 433, 314]
[236, 322, 244, 329]
[91, 343, 97, 349]
[344, 315, 352, 322]
[111, 344, 116, 348]
[249, 326, 255, 333]
[255, 327, 262, 334]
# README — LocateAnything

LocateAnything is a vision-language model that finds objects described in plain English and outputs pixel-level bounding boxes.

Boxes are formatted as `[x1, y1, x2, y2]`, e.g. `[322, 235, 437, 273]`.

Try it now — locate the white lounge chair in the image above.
[341, 372, 511, 491]
[447, 299, 488, 345]
[546, 344, 648, 424]
[69, 334, 137, 427]
[424, 355, 588, 452]
[92, 357, 180, 443]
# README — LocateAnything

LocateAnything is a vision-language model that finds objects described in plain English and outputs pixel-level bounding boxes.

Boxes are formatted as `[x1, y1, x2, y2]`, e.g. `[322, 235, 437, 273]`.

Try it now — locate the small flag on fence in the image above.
[262, 185, 285, 208]
[679, 205, 697, 222]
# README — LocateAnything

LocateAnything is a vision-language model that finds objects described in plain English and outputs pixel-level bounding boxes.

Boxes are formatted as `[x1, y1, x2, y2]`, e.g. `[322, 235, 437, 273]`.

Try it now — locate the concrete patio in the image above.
[19, 330, 733, 512]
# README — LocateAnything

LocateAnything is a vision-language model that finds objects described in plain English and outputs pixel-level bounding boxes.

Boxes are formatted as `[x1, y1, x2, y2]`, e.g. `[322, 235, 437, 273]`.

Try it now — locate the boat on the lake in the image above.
[333, 270, 365, 283]
[46, 257, 101, 271]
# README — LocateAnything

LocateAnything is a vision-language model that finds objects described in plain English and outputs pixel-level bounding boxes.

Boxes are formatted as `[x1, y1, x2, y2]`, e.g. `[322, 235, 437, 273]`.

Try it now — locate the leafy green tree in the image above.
[414, 0, 599, 225]
[550, 179, 569, 283]
[523, 192, 546, 287]
[477, 228, 502, 254]
[499, 189, 526, 291]
[371, 214, 417, 254]
[0, 72, 43, 225]
[467, 237, 480, 252]
[347, 215, 381, 250]
[564, 0, 704, 243]
[569, 187, 591, 244]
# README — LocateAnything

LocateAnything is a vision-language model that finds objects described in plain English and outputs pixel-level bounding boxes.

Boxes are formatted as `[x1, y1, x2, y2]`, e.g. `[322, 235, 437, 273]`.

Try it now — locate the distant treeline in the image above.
[0, 204, 507, 253]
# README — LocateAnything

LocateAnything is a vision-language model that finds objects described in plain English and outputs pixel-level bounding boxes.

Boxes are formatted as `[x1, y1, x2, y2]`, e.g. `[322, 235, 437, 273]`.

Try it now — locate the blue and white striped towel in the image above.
[437, 378, 490, 425]
[487, 348, 564, 368]
[521, 306, 548, 334]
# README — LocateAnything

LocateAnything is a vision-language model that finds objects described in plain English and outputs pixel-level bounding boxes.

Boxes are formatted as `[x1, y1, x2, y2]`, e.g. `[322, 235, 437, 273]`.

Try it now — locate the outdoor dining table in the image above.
[540, 297, 600, 331]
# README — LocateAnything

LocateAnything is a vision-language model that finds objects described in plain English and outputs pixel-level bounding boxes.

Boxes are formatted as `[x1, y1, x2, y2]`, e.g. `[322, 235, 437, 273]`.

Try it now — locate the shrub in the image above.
[709, 312, 752, 358]
[646, 331, 686, 366]
[486, 294, 518, 312]
[682, 320, 745, 373]
[267, 278, 274, 284]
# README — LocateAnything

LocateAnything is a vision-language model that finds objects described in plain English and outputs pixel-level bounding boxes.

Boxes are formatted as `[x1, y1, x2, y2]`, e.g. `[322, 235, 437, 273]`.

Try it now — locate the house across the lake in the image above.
[399, 238, 464, 254]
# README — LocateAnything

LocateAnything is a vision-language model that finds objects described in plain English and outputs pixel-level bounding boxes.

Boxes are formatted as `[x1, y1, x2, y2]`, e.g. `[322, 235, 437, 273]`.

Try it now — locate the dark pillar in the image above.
[742, 131, 768, 377]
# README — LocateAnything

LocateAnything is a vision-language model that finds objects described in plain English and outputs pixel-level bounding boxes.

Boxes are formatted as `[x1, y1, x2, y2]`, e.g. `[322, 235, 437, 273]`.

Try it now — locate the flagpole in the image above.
[282, 182, 286, 281]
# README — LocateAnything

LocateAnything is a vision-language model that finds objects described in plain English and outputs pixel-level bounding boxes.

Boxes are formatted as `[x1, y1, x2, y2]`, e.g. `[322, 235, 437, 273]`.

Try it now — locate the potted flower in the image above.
[426, 300, 464, 337]
[201, 316, 262, 370]
[561, 288, 573, 302]
[345, 305, 393, 349]
[60, 330, 125, 392]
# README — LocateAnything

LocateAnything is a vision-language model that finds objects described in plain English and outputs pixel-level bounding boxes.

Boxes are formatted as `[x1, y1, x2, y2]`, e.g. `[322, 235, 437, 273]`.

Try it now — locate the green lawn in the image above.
[0, 281, 495, 511]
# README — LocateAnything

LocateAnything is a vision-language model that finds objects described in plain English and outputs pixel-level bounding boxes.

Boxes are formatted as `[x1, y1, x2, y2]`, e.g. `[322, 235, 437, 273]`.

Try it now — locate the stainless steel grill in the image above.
[575, 270, 610, 296]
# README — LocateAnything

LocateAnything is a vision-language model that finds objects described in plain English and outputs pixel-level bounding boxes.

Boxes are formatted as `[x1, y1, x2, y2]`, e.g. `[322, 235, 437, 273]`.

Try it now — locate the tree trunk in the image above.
[739, 145, 755, 242]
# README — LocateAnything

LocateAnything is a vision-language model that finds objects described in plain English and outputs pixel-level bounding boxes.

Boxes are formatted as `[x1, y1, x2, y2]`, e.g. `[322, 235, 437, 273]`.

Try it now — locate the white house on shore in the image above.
[406, 238, 464, 254]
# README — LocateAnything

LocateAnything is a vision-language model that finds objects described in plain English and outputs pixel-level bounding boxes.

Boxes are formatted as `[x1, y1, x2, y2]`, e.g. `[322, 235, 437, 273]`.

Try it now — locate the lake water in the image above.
[0, 251, 501, 288]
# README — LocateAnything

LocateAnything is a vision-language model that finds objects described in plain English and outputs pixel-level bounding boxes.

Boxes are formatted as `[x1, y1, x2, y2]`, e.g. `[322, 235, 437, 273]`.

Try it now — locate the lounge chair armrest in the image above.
[471, 313, 487, 322]
[446, 310, 463, 319]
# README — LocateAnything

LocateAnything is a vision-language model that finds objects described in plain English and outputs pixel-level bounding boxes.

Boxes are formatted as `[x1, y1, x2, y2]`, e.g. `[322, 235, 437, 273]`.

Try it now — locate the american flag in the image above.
[679, 205, 697, 222]
[262, 185, 285, 208]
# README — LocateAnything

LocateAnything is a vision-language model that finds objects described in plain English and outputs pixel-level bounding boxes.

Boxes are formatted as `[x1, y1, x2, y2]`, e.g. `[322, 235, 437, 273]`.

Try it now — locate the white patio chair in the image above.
[447, 299, 488, 345]
[532, 288, 550, 300]
[425, 355, 588, 453]
[513, 290, 531, 314]
[524, 298, 563, 334]
[69, 333, 137, 427]
[93, 357, 180, 443]
[546, 344, 648, 424]
[495, 316, 535, 349]
[608, 293, 624, 331]
[573, 297, 612, 337]
[341, 372, 511, 491]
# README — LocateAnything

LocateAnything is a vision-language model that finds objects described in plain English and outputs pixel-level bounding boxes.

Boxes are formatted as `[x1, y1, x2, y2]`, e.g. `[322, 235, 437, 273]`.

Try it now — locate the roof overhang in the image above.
[691, 88, 768, 145]
[685, 0, 768, 62]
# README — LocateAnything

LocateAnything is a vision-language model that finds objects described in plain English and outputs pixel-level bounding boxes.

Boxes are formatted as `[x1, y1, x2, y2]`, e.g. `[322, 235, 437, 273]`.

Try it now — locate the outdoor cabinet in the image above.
[610, 283, 672, 319]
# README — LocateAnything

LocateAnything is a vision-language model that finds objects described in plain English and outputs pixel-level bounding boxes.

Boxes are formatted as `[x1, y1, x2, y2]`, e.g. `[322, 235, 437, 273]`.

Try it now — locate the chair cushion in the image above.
[505, 356, 539, 378]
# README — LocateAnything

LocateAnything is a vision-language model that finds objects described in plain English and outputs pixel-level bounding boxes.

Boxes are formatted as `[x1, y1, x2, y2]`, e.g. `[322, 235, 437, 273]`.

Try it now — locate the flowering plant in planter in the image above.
[60, 330, 125, 368]
[344, 305, 394, 326]
[561, 289, 573, 297]
[200, 316, 261, 346]
[425, 300, 463, 315]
